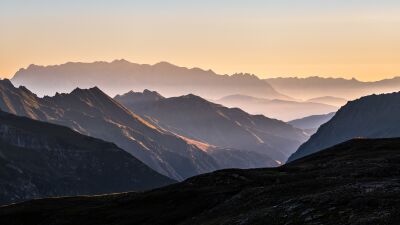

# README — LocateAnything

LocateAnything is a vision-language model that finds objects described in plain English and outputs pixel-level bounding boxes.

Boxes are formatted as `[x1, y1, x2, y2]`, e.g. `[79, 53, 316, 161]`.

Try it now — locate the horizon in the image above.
[1, 0, 400, 81]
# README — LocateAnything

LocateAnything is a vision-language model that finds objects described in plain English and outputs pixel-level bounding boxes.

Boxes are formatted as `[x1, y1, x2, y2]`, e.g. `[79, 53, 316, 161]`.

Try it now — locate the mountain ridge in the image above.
[11, 60, 290, 100]
[115, 90, 308, 163]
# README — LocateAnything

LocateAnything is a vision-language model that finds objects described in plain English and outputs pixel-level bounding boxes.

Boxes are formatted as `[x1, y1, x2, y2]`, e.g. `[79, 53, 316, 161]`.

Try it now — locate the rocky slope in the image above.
[0, 79, 220, 180]
[11, 60, 289, 100]
[1, 138, 400, 224]
[288, 92, 400, 162]
[115, 90, 308, 163]
[0, 111, 174, 206]
[0, 79, 289, 180]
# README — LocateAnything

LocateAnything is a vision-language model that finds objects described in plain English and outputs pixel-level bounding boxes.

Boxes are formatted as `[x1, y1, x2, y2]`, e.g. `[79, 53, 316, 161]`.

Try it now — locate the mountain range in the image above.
[2, 137, 399, 224]
[216, 94, 337, 121]
[266, 76, 400, 100]
[288, 92, 400, 162]
[11, 60, 289, 100]
[0, 110, 173, 206]
[0, 79, 307, 181]
[0, 79, 222, 180]
[115, 90, 308, 163]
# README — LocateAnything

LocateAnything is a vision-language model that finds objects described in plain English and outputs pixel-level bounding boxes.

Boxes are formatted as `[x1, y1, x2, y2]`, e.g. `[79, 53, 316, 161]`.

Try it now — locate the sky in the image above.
[1, 0, 400, 81]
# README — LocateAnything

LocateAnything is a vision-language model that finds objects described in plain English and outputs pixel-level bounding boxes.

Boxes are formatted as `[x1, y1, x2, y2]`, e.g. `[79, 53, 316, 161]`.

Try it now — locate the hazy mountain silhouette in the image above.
[288, 92, 400, 162]
[3, 138, 400, 224]
[216, 94, 337, 121]
[115, 90, 308, 163]
[306, 96, 348, 107]
[11, 60, 290, 100]
[288, 112, 335, 135]
[266, 76, 400, 100]
[0, 110, 174, 206]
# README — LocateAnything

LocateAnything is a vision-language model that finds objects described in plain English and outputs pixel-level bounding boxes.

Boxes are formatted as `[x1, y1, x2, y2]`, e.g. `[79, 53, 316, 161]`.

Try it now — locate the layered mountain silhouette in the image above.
[11, 60, 289, 100]
[288, 92, 400, 162]
[2, 138, 400, 224]
[306, 96, 348, 107]
[115, 90, 308, 163]
[0, 110, 174, 206]
[266, 76, 400, 100]
[0, 79, 299, 180]
[216, 94, 337, 121]
[288, 112, 335, 135]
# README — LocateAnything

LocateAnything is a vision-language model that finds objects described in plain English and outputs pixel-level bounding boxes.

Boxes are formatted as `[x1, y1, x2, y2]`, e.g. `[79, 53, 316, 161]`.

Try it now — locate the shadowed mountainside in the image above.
[1, 138, 400, 224]
[0, 111, 174, 206]
[115, 90, 308, 163]
[11, 60, 290, 100]
[216, 94, 337, 121]
[288, 92, 400, 162]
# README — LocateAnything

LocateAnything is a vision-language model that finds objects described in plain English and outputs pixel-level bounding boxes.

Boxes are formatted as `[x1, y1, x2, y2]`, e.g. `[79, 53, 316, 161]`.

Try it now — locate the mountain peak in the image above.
[111, 59, 131, 64]
[114, 89, 165, 105]
[0, 79, 14, 87]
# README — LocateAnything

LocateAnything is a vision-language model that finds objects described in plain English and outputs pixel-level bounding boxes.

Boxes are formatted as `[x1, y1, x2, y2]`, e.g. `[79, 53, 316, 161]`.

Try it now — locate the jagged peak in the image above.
[69, 86, 106, 97]
[0, 79, 15, 87]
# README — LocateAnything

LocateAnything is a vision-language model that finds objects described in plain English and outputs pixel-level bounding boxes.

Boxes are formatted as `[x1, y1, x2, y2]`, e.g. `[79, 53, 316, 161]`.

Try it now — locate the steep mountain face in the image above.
[11, 60, 289, 100]
[216, 94, 337, 121]
[2, 138, 400, 225]
[0, 79, 220, 180]
[266, 76, 400, 100]
[288, 112, 335, 135]
[115, 91, 308, 163]
[288, 92, 400, 162]
[0, 111, 174, 206]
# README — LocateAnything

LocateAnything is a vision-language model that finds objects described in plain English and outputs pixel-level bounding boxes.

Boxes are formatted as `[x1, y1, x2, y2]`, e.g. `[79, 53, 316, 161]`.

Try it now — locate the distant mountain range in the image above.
[2, 137, 400, 224]
[0, 110, 173, 205]
[288, 112, 335, 135]
[11, 60, 289, 100]
[288, 92, 400, 162]
[266, 76, 400, 100]
[306, 96, 348, 107]
[216, 94, 337, 121]
[115, 90, 307, 163]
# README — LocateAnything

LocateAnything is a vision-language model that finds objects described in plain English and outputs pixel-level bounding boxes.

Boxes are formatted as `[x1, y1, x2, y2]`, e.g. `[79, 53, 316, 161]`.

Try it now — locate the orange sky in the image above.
[1, 0, 399, 81]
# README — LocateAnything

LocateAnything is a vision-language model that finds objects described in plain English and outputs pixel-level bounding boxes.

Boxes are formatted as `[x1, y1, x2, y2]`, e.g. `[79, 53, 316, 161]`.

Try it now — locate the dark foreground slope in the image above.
[2, 138, 400, 225]
[0, 111, 174, 206]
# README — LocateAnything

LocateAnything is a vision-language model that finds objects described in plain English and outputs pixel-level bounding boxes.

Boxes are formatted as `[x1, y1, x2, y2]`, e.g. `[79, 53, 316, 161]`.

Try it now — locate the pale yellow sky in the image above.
[1, 0, 400, 81]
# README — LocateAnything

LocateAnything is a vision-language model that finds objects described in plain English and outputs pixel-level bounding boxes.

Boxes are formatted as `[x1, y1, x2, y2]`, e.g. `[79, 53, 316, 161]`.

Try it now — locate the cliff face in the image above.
[0, 111, 174, 206]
